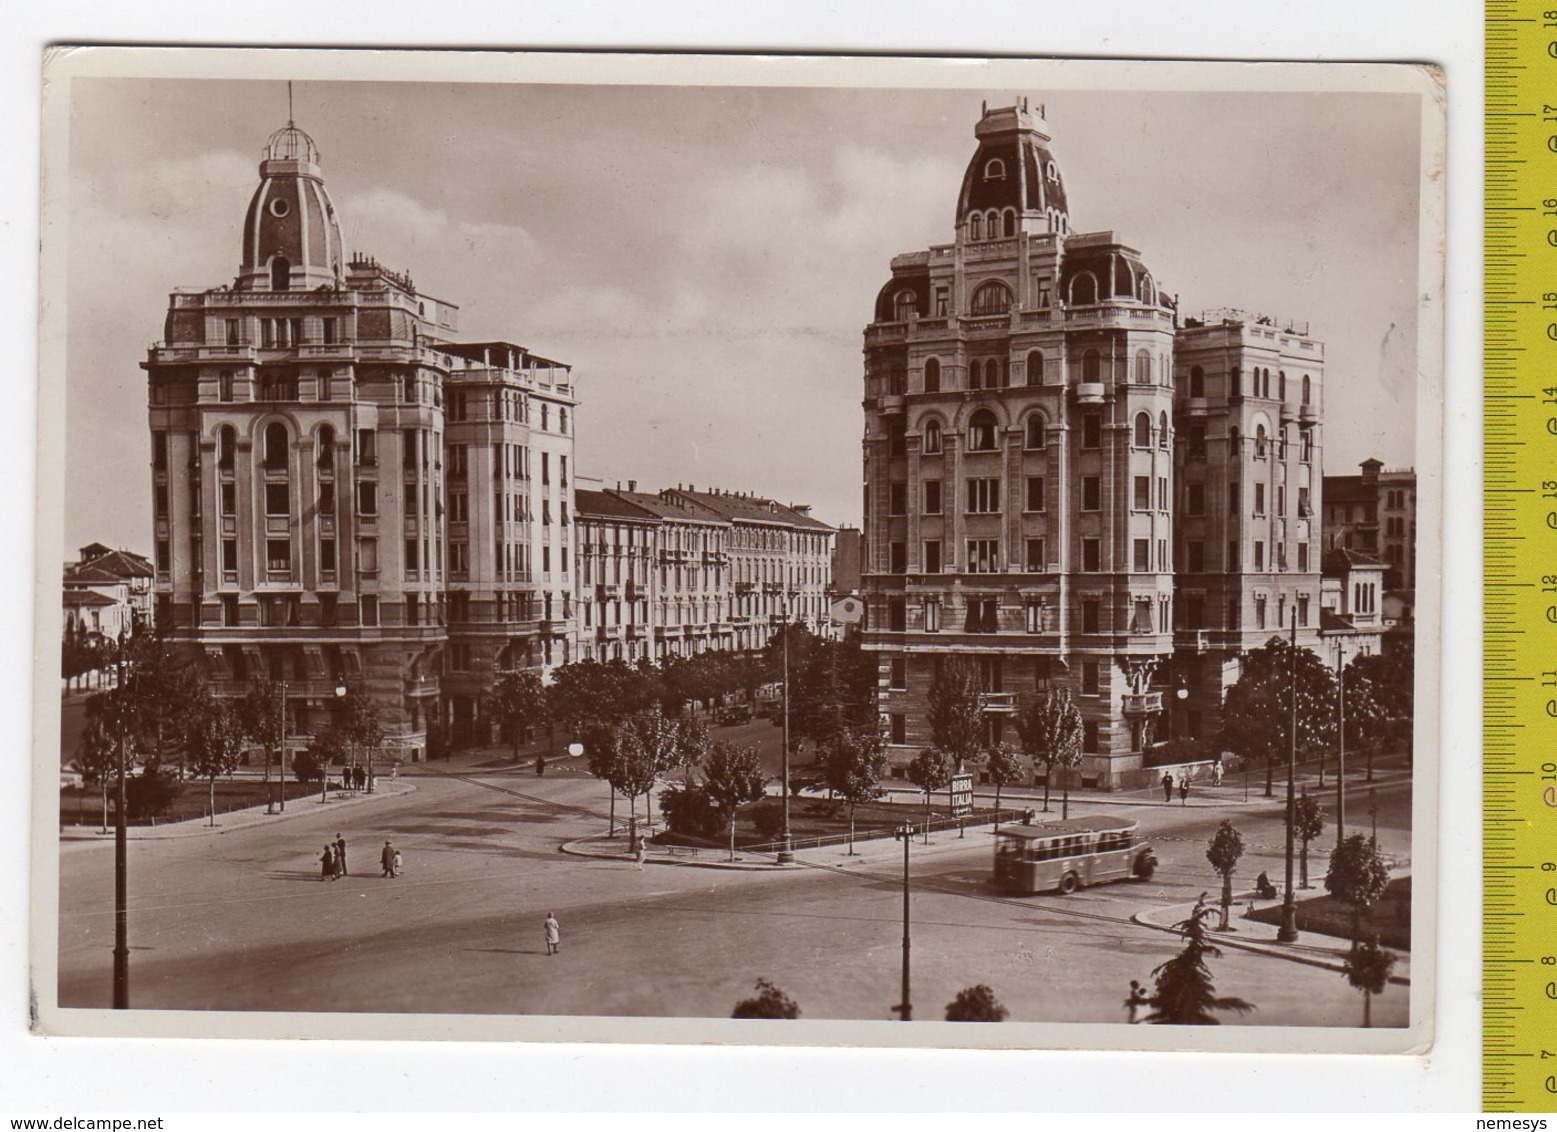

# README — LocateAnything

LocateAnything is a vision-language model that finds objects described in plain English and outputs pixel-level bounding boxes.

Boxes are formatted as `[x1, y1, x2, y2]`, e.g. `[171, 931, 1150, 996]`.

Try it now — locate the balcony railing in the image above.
[978, 691, 1016, 714]
[1122, 691, 1164, 716]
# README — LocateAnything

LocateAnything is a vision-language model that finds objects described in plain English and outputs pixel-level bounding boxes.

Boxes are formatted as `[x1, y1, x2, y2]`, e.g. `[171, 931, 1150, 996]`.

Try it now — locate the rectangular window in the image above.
[542, 452, 550, 485]
[1158, 477, 1169, 511]
[1133, 476, 1150, 510]
[1158, 539, 1168, 572]
[319, 538, 336, 573]
[154, 484, 169, 520]
[888, 598, 907, 631]
[1082, 600, 1100, 633]
[1025, 476, 1045, 512]
[542, 547, 551, 573]
[967, 539, 999, 573]
[1133, 538, 1149, 572]
[1083, 721, 1100, 754]
[923, 599, 941, 632]
[1254, 483, 1266, 515]
[155, 539, 169, 571]
[1298, 542, 1310, 572]
[1227, 540, 1239, 572]
[266, 539, 290, 573]
[1188, 541, 1205, 572]
[356, 429, 376, 466]
[1276, 486, 1286, 516]
[1024, 537, 1045, 572]
[1255, 596, 1268, 630]
[1254, 541, 1265, 571]
[965, 598, 999, 634]
[1228, 481, 1239, 514]
[966, 478, 1000, 513]
[360, 595, 379, 627]
[357, 482, 377, 515]
[1082, 538, 1101, 572]
[226, 319, 240, 347]
[359, 538, 378, 573]
[1083, 476, 1101, 511]
[152, 432, 168, 472]
[1083, 415, 1101, 449]
[924, 479, 942, 514]
[889, 715, 907, 745]
[1298, 487, 1311, 518]
[1188, 482, 1205, 516]
[889, 542, 907, 573]
[321, 317, 337, 345]
[405, 539, 420, 572]
[222, 539, 237, 572]
[406, 594, 419, 626]
[1081, 660, 1100, 696]
[889, 482, 907, 515]
[889, 658, 907, 690]
[923, 540, 942, 574]
[1298, 595, 1310, 628]
[221, 594, 239, 626]
[264, 483, 289, 515]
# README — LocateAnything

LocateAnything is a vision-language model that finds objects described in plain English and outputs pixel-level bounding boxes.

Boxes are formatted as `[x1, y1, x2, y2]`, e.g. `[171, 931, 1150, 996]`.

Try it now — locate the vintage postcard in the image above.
[33, 48, 1444, 1053]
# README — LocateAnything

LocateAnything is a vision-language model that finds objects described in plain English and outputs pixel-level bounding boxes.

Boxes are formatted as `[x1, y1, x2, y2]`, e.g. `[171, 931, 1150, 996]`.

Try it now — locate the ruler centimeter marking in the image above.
[1485, 0, 1557, 1112]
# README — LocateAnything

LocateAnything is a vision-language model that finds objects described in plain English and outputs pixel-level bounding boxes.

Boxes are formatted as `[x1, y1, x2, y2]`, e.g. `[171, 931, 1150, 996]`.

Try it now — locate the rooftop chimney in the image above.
[628, 480, 637, 492]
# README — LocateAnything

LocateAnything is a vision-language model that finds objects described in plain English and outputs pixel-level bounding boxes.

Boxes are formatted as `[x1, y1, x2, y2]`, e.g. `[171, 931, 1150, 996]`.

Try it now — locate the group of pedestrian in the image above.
[1160, 772, 1191, 805]
[318, 833, 401, 880]
[343, 766, 369, 791]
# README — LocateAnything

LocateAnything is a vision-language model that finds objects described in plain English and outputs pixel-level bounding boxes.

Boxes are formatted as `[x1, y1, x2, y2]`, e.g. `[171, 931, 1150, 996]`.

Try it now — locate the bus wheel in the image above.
[1134, 853, 1157, 880]
[1058, 872, 1079, 895]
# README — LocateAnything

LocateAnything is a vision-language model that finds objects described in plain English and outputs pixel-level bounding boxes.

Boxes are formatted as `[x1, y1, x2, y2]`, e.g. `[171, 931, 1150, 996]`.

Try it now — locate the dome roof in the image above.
[264, 124, 320, 165]
[955, 99, 1068, 231]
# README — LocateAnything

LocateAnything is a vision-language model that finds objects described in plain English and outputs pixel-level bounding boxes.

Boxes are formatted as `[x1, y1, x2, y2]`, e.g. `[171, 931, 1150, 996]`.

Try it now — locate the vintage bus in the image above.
[993, 816, 1156, 895]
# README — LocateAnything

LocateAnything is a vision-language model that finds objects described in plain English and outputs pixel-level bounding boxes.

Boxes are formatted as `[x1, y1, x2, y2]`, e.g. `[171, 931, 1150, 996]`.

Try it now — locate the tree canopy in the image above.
[1219, 636, 1337, 795]
[1016, 688, 1085, 812]
[731, 978, 800, 1019]
[945, 984, 1009, 1022]
[1141, 905, 1255, 1025]
[927, 656, 985, 771]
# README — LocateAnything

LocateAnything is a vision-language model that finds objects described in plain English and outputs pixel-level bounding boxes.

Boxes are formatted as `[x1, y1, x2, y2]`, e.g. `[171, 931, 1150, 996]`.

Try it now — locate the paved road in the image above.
[56, 759, 1410, 1026]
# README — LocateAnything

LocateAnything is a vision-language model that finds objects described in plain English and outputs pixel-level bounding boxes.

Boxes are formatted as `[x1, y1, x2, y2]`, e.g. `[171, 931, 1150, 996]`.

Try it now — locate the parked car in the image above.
[716, 704, 753, 726]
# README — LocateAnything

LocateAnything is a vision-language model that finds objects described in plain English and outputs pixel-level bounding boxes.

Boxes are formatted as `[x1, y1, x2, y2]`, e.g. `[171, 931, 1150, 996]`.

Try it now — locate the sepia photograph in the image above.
[33, 49, 1443, 1052]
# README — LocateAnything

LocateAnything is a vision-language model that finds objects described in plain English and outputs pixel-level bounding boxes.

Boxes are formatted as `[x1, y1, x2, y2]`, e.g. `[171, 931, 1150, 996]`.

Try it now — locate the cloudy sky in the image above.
[60, 75, 1425, 557]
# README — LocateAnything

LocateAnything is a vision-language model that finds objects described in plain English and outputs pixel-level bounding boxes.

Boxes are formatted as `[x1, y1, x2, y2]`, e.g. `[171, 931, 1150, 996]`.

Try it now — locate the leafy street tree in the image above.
[184, 692, 245, 826]
[1344, 934, 1398, 1028]
[1205, 820, 1245, 931]
[927, 656, 986, 773]
[701, 741, 768, 860]
[607, 707, 710, 850]
[1219, 635, 1337, 797]
[238, 675, 292, 808]
[984, 742, 1023, 831]
[905, 748, 952, 844]
[332, 678, 384, 789]
[583, 721, 625, 835]
[1325, 833, 1392, 950]
[491, 669, 548, 761]
[820, 724, 889, 854]
[124, 766, 183, 821]
[1140, 904, 1256, 1025]
[731, 978, 800, 1019]
[1294, 790, 1326, 888]
[73, 712, 119, 832]
[945, 984, 1009, 1022]
[1016, 688, 1085, 817]
[1344, 645, 1412, 781]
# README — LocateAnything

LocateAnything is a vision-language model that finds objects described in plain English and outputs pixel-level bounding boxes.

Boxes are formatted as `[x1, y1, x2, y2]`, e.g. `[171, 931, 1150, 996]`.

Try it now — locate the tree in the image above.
[731, 977, 800, 1019]
[1219, 636, 1337, 797]
[701, 741, 768, 860]
[582, 721, 625, 835]
[1294, 790, 1326, 888]
[945, 984, 1008, 1022]
[927, 656, 985, 772]
[657, 779, 722, 840]
[73, 711, 118, 832]
[1205, 820, 1245, 931]
[1325, 833, 1391, 951]
[608, 706, 707, 850]
[905, 748, 952, 844]
[332, 678, 383, 788]
[820, 724, 888, 854]
[184, 692, 245, 826]
[491, 670, 548, 761]
[124, 766, 183, 821]
[1140, 904, 1255, 1025]
[1344, 934, 1398, 1027]
[237, 676, 291, 809]
[984, 742, 1023, 831]
[1016, 688, 1085, 817]
[1344, 647, 1412, 781]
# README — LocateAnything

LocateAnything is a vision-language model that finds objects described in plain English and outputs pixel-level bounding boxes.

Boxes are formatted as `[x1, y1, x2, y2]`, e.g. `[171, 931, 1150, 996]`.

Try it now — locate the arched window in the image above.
[1070, 272, 1097, 306]
[1278, 371, 1287, 401]
[1189, 365, 1204, 398]
[1158, 411, 1170, 450]
[1046, 160, 1059, 182]
[967, 409, 999, 452]
[1082, 350, 1101, 382]
[1134, 349, 1152, 385]
[1302, 374, 1312, 405]
[1262, 368, 1271, 398]
[969, 214, 983, 240]
[219, 370, 234, 403]
[1138, 274, 1155, 305]
[317, 425, 335, 472]
[924, 357, 941, 394]
[270, 257, 291, 291]
[985, 210, 1000, 238]
[1026, 350, 1044, 385]
[968, 359, 983, 390]
[1255, 424, 1268, 458]
[893, 289, 918, 321]
[983, 158, 1006, 181]
[559, 408, 569, 435]
[1003, 209, 1017, 238]
[970, 281, 1013, 316]
[218, 425, 236, 472]
[1162, 354, 1173, 387]
[1025, 414, 1047, 449]
[264, 422, 288, 471]
[923, 419, 943, 454]
[1133, 412, 1151, 447]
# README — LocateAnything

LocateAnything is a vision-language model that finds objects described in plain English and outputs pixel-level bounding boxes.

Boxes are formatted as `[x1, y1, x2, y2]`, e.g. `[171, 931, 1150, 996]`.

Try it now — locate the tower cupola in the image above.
[955, 97, 1069, 241]
[235, 122, 344, 292]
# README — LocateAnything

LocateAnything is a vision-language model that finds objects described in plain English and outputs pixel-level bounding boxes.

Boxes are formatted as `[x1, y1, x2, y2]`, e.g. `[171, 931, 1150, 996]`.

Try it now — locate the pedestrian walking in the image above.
[543, 912, 561, 955]
[1178, 776, 1189, 805]
[1211, 758, 1224, 788]
[320, 843, 337, 881]
[393, 849, 403, 877]
[334, 834, 348, 876]
[635, 842, 647, 871]
[1125, 979, 1149, 1023]
[1161, 771, 1174, 803]
[535, 754, 546, 777]
[381, 839, 395, 878]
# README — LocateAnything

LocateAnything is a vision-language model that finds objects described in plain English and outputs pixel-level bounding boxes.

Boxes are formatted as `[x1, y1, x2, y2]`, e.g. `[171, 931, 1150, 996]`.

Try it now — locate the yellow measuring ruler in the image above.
[1486, 0, 1557, 1111]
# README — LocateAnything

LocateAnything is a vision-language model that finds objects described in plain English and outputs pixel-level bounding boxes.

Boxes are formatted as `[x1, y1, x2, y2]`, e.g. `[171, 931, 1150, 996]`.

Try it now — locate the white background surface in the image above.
[1, 1, 1482, 1114]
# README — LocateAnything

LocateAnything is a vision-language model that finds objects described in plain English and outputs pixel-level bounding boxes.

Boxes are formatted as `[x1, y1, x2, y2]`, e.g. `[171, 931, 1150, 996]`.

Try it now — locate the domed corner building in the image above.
[144, 119, 581, 764]
[861, 98, 1328, 790]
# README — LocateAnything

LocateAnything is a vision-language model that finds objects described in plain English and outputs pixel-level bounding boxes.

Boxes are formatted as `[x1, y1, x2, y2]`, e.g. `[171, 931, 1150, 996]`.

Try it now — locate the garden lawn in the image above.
[61, 778, 281, 827]
[1247, 876, 1411, 951]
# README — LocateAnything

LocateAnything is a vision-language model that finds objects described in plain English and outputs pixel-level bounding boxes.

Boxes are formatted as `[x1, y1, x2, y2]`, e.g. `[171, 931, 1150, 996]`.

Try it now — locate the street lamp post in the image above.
[892, 822, 913, 1021]
[775, 593, 799, 865]
[276, 680, 287, 813]
[1278, 609, 1300, 944]
[112, 634, 129, 1010]
[1336, 639, 1347, 848]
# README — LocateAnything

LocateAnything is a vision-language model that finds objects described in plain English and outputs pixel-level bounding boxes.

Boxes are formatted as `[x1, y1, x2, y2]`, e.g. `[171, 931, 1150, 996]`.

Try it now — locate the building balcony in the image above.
[1175, 628, 1210, 654]
[596, 583, 620, 600]
[1182, 396, 1209, 417]
[1298, 404, 1319, 427]
[978, 691, 1017, 714]
[406, 674, 439, 697]
[1075, 382, 1107, 404]
[1122, 691, 1164, 716]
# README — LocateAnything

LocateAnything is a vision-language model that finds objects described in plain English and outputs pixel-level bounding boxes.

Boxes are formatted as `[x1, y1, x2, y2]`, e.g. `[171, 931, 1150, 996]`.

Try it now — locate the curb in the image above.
[557, 835, 802, 871]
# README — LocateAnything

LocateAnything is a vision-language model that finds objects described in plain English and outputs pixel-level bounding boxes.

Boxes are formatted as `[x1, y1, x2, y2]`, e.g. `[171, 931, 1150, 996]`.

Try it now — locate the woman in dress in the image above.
[320, 843, 336, 881]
